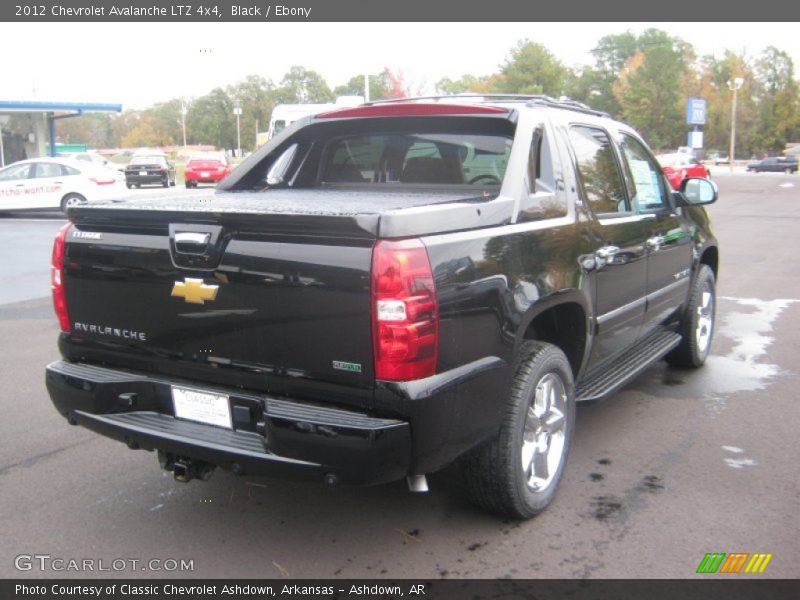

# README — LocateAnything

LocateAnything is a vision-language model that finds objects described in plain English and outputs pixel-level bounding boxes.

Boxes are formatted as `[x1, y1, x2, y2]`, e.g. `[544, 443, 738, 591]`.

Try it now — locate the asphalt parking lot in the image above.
[0, 173, 798, 579]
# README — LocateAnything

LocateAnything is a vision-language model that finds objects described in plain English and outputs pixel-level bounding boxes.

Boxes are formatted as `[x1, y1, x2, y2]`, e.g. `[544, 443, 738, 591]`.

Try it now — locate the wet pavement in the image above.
[0, 173, 798, 578]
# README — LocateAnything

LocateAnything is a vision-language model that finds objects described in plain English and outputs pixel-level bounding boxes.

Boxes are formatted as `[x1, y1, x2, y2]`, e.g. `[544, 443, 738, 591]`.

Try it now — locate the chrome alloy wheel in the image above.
[696, 281, 714, 354]
[520, 372, 568, 492]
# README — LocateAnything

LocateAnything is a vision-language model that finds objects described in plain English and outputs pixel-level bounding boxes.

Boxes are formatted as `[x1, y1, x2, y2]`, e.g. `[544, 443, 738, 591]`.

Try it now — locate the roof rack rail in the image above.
[366, 93, 611, 119]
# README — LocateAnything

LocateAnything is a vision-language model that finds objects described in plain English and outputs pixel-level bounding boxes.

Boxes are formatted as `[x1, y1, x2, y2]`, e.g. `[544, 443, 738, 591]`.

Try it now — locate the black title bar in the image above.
[0, 0, 794, 22]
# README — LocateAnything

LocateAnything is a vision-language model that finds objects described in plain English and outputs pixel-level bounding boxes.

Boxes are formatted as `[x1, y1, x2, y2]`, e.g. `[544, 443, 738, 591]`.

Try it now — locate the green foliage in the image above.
[51, 35, 800, 157]
[492, 40, 567, 96]
[277, 66, 334, 103]
[334, 71, 391, 100]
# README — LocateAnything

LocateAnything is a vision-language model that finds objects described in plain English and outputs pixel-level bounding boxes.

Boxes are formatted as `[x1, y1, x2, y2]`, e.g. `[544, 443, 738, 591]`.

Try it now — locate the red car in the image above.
[184, 152, 232, 188]
[657, 153, 711, 190]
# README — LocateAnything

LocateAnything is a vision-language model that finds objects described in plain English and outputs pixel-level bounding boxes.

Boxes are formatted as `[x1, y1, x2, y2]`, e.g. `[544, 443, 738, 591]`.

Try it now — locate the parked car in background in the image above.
[0, 157, 126, 213]
[184, 152, 232, 188]
[746, 156, 798, 173]
[657, 153, 711, 190]
[125, 155, 176, 188]
[707, 151, 729, 165]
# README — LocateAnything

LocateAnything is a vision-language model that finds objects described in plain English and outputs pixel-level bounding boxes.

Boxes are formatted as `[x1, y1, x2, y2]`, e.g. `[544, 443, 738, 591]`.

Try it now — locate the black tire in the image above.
[60, 193, 86, 213]
[666, 264, 716, 368]
[126, 183, 132, 189]
[162, 175, 169, 188]
[460, 341, 575, 519]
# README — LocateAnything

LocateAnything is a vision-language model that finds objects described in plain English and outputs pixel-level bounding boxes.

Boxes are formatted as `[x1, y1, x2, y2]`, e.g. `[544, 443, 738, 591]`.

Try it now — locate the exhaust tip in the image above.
[407, 474, 429, 493]
[173, 461, 192, 483]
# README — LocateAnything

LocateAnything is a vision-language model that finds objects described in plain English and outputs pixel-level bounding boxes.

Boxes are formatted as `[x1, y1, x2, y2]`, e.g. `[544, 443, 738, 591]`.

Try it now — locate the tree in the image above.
[756, 47, 800, 152]
[56, 113, 115, 148]
[277, 66, 334, 103]
[491, 40, 568, 96]
[334, 71, 391, 100]
[611, 29, 694, 150]
[694, 52, 760, 158]
[185, 88, 236, 149]
[435, 74, 495, 95]
[227, 75, 277, 149]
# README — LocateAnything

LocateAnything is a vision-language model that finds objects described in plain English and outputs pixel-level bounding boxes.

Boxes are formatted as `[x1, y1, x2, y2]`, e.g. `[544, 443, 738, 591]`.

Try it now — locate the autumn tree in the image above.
[756, 46, 800, 152]
[611, 29, 694, 150]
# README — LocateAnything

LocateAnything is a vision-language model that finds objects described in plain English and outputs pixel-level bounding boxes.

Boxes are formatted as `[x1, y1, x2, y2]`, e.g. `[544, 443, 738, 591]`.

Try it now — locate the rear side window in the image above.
[321, 133, 512, 187]
[568, 125, 627, 215]
[33, 162, 63, 178]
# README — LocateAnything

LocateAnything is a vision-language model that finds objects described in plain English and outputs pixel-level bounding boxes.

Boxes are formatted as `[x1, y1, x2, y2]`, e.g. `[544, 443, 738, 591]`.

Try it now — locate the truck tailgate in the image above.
[62, 207, 378, 409]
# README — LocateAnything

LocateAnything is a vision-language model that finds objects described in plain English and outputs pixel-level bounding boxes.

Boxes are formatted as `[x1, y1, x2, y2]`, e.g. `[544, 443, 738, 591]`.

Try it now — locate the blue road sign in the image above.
[686, 98, 707, 125]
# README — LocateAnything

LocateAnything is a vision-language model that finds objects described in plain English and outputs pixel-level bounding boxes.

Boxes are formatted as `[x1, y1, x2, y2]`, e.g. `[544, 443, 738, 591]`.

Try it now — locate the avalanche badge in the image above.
[171, 278, 219, 305]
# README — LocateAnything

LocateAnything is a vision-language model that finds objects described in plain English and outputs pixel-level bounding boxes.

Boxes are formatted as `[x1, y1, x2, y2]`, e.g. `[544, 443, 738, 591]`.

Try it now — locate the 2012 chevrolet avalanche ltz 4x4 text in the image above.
[46, 95, 719, 518]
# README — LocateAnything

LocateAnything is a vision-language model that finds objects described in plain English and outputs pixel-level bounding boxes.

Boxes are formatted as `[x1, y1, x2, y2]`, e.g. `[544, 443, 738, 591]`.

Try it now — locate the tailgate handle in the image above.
[174, 232, 211, 254]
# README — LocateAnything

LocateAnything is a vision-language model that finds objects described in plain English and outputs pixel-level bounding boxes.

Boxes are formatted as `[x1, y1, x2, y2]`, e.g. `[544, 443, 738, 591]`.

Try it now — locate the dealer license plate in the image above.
[139, 170, 147, 176]
[172, 386, 231, 428]
[201, 171, 210, 178]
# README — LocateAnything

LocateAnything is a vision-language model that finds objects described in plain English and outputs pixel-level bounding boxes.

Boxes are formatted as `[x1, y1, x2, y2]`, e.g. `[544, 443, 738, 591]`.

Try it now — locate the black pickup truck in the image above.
[46, 96, 719, 518]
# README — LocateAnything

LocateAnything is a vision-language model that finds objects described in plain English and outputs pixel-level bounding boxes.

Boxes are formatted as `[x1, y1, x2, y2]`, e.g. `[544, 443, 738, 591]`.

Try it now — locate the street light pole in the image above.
[180, 101, 187, 150]
[233, 105, 242, 158]
[0, 115, 9, 168]
[728, 77, 744, 173]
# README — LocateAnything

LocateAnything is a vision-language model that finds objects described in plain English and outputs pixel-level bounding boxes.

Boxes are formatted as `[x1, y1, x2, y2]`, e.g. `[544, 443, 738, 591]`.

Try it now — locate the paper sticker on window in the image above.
[629, 159, 660, 205]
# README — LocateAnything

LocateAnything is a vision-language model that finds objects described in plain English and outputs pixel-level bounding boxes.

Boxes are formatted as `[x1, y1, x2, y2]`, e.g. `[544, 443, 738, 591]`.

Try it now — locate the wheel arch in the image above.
[517, 292, 591, 379]
[699, 245, 719, 279]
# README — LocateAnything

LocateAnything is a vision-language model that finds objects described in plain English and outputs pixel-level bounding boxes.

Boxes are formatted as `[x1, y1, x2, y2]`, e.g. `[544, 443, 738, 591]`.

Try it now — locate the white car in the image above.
[0, 157, 126, 213]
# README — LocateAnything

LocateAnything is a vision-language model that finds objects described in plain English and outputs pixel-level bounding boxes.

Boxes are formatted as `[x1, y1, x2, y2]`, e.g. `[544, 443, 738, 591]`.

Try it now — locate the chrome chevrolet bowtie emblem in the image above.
[171, 278, 219, 304]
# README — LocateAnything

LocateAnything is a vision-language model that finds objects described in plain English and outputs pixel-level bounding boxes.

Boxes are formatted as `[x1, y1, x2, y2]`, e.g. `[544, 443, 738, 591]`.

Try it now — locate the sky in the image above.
[3, 22, 800, 109]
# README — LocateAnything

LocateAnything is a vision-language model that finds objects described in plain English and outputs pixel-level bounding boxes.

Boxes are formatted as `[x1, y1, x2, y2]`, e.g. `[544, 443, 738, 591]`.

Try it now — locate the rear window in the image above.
[321, 133, 511, 187]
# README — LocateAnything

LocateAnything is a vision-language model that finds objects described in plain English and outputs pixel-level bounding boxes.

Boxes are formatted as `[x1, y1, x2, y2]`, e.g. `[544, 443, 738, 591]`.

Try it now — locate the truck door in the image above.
[567, 125, 648, 365]
[617, 133, 692, 333]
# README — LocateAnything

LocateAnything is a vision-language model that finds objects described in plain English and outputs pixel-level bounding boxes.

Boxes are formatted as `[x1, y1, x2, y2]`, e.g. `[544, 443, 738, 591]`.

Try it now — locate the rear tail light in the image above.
[371, 239, 438, 381]
[51, 223, 72, 333]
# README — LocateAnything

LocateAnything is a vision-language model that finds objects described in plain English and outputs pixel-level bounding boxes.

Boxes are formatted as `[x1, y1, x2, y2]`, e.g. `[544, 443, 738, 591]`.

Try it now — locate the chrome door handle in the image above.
[646, 236, 665, 251]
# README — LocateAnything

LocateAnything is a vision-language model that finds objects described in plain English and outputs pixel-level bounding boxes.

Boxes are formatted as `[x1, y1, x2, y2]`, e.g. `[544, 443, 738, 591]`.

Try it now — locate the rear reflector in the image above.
[317, 103, 508, 119]
[51, 223, 72, 333]
[371, 239, 438, 381]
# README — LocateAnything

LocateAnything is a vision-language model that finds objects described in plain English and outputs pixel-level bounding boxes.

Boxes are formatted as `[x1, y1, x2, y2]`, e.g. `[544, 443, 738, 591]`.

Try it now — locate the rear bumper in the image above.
[184, 171, 226, 183]
[125, 173, 168, 185]
[46, 361, 410, 486]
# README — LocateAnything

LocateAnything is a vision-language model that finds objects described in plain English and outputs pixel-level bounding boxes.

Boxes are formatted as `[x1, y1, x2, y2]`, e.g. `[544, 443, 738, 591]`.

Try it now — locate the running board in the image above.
[576, 329, 681, 402]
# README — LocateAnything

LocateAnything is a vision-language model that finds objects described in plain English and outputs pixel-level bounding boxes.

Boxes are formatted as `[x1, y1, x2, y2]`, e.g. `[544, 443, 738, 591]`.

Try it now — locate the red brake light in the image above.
[371, 239, 438, 381]
[317, 103, 509, 119]
[51, 223, 72, 333]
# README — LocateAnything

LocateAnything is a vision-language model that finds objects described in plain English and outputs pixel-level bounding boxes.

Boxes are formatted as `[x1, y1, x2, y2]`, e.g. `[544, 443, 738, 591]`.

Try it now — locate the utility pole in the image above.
[233, 104, 242, 158]
[728, 77, 744, 173]
[365, 73, 370, 103]
[0, 115, 8, 168]
[180, 100, 187, 150]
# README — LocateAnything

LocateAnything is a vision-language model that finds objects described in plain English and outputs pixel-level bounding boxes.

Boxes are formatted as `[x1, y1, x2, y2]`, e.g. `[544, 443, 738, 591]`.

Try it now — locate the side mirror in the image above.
[679, 177, 717, 205]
